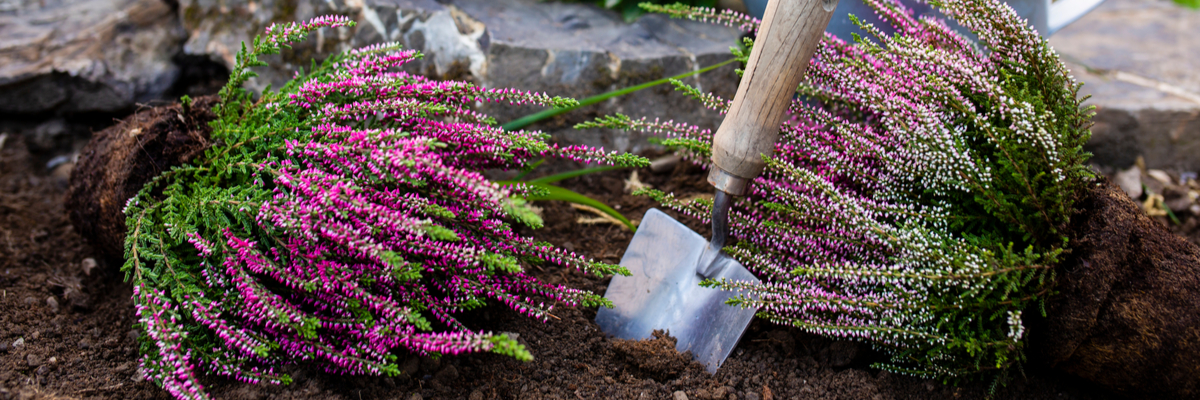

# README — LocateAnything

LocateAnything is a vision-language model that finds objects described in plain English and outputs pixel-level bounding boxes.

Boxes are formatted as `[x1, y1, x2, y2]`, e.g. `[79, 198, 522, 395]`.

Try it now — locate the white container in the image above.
[741, 0, 1105, 39]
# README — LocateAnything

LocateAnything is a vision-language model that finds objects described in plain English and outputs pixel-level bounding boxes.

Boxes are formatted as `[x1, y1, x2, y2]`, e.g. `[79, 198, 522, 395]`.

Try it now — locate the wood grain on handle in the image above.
[711, 0, 837, 181]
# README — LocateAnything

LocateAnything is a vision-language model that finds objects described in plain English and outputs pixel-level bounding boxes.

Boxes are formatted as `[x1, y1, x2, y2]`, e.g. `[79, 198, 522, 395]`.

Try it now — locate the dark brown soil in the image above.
[64, 96, 218, 259]
[610, 330, 694, 382]
[1033, 179, 1200, 399]
[3, 124, 1135, 400]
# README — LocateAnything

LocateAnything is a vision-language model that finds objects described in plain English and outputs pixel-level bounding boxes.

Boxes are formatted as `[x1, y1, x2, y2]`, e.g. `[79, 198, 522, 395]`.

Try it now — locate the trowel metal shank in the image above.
[595, 208, 759, 373]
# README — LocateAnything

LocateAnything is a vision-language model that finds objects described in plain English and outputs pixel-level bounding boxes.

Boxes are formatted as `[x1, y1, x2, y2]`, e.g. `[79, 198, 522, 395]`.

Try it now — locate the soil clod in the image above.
[612, 330, 697, 381]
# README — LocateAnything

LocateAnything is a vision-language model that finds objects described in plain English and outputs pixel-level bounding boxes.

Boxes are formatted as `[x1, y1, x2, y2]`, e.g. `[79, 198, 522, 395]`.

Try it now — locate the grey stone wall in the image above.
[0, 0, 183, 114]
[1050, 0, 1200, 172]
[175, 0, 744, 154]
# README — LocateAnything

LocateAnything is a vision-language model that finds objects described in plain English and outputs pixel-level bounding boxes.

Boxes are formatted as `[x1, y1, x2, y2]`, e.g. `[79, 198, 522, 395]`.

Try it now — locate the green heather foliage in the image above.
[122, 16, 642, 400]
[582, 0, 1094, 384]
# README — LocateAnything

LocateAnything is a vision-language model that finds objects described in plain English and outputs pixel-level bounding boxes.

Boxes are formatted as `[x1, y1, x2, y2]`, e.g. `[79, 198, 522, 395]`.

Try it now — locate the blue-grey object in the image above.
[742, 0, 1105, 39]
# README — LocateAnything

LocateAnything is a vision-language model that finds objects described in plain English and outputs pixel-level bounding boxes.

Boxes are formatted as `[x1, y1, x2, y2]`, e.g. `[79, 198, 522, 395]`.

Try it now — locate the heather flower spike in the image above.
[124, 16, 643, 400]
[593, 0, 1093, 382]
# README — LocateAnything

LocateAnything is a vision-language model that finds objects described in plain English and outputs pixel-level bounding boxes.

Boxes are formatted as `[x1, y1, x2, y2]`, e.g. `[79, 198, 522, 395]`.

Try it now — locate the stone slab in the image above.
[0, 0, 183, 114]
[1049, 0, 1200, 171]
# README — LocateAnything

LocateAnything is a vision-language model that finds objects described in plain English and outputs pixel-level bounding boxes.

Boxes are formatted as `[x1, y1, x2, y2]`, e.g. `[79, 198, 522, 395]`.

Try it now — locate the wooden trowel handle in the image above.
[708, 0, 838, 195]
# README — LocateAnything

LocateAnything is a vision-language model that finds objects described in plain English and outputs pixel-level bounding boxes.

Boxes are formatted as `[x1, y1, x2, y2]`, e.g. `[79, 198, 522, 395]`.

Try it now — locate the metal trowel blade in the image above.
[595, 208, 759, 373]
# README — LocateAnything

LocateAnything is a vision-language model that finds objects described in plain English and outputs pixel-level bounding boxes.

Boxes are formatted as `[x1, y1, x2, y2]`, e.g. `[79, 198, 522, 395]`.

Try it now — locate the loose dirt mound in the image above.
[612, 330, 697, 381]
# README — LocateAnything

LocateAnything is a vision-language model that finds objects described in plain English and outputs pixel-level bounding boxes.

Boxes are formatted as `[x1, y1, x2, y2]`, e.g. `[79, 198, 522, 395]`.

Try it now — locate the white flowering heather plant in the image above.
[122, 16, 643, 400]
[582, 0, 1093, 383]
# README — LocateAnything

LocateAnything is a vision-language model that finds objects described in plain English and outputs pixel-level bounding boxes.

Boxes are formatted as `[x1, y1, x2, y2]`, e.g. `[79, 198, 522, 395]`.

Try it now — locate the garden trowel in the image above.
[595, 0, 839, 373]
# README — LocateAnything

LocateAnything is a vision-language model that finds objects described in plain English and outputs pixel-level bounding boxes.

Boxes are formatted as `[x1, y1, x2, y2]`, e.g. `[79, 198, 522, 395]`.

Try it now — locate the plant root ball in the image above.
[1033, 179, 1200, 399]
[66, 96, 219, 259]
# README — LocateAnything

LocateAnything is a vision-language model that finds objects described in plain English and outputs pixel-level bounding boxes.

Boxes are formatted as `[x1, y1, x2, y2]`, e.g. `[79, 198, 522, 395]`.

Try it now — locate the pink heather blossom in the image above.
[126, 17, 639, 400]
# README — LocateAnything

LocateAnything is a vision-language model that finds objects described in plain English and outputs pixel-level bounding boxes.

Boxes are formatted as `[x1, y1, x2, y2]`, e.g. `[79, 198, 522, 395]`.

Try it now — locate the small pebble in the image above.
[1115, 166, 1143, 198]
[1148, 169, 1174, 185]
[27, 354, 42, 367]
[48, 357, 56, 363]
[469, 390, 484, 400]
[81, 258, 97, 275]
[46, 296, 59, 313]
[11, 337, 24, 349]
[673, 390, 689, 400]
[31, 331, 39, 340]
[36, 365, 49, 376]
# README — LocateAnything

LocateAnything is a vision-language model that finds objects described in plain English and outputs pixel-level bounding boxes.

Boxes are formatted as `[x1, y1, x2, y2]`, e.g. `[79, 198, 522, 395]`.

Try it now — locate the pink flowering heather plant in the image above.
[122, 16, 643, 400]
[585, 0, 1093, 384]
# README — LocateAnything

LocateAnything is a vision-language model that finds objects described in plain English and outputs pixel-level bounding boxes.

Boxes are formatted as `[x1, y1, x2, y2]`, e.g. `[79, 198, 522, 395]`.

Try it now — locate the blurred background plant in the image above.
[1173, 0, 1199, 9]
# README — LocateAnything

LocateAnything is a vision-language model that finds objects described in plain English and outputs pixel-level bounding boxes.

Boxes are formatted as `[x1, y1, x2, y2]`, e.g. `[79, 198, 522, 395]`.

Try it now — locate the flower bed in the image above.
[3, 0, 1200, 398]
[0, 138, 1131, 399]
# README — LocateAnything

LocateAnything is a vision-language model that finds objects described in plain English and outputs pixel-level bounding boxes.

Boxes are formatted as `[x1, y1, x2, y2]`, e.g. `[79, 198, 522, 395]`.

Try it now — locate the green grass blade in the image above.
[534, 185, 637, 231]
[500, 58, 737, 132]
[497, 181, 637, 231]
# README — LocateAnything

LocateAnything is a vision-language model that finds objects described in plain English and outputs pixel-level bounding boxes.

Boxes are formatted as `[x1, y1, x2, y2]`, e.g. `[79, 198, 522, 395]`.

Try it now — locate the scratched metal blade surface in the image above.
[595, 208, 760, 373]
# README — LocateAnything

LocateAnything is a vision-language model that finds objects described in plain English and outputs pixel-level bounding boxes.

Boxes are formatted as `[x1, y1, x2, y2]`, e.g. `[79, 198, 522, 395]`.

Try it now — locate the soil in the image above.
[64, 96, 219, 259]
[4, 124, 1146, 400]
[1032, 179, 1200, 399]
